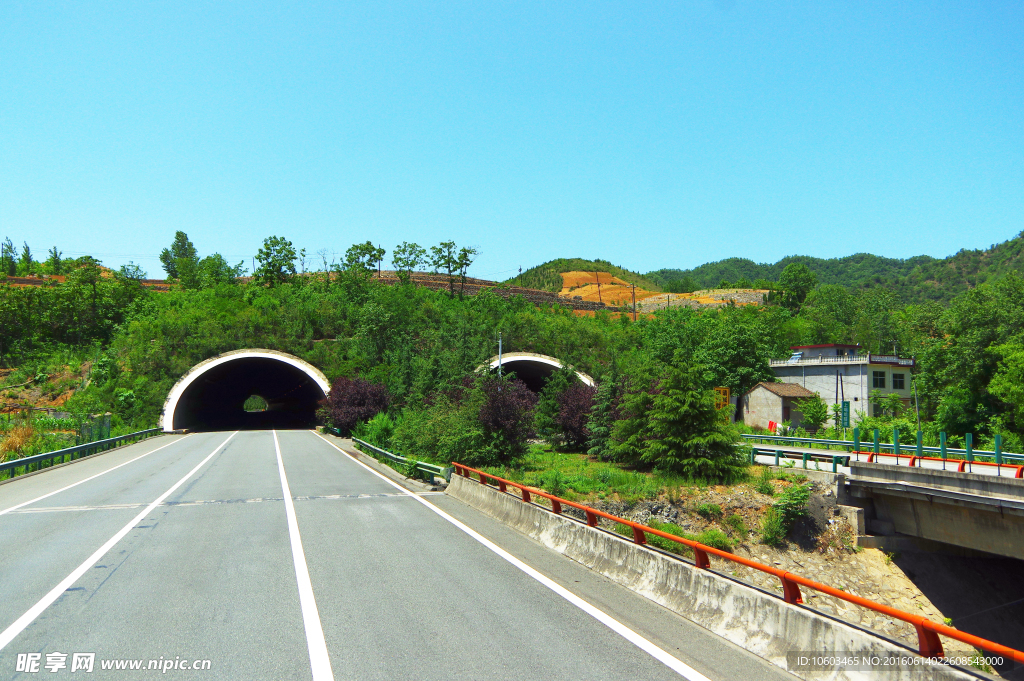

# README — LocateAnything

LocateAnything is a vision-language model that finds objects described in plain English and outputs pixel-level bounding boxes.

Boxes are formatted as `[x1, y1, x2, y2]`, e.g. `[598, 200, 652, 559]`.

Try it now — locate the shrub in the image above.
[694, 502, 722, 520]
[557, 382, 596, 450]
[760, 508, 786, 546]
[772, 483, 811, 529]
[694, 528, 732, 551]
[724, 514, 747, 536]
[352, 411, 396, 449]
[478, 375, 538, 464]
[753, 466, 774, 496]
[326, 376, 390, 435]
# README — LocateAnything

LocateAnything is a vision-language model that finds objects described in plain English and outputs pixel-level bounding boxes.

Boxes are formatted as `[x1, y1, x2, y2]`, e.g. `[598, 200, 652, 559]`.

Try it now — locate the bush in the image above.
[478, 374, 538, 464]
[724, 514, 747, 536]
[773, 483, 811, 529]
[557, 382, 596, 450]
[694, 528, 732, 551]
[694, 502, 722, 520]
[352, 411, 396, 449]
[760, 508, 786, 546]
[326, 376, 390, 435]
[753, 466, 774, 496]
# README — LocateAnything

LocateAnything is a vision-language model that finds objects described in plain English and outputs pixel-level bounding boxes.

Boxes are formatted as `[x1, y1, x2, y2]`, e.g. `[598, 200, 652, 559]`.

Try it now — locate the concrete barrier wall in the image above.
[447, 475, 981, 681]
[850, 462, 1024, 499]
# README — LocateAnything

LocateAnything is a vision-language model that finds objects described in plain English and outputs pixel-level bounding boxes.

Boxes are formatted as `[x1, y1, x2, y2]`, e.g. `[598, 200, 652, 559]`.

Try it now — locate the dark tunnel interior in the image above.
[171, 357, 326, 431]
[499, 359, 563, 393]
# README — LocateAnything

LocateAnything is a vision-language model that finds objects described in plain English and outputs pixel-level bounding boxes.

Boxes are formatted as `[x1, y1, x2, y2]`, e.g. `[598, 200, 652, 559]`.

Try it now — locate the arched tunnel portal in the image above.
[482, 352, 595, 393]
[161, 350, 330, 432]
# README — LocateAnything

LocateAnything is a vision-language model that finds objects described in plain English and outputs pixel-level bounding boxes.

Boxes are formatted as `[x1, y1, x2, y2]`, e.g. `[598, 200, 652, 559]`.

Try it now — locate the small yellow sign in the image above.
[714, 387, 731, 410]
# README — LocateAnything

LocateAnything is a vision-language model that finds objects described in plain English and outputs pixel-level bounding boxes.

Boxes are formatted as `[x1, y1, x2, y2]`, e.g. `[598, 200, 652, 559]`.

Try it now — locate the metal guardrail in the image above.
[319, 429, 453, 482]
[748, 447, 849, 472]
[742, 433, 1024, 465]
[451, 462, 1024, 664]
[0, 428, 162, 478]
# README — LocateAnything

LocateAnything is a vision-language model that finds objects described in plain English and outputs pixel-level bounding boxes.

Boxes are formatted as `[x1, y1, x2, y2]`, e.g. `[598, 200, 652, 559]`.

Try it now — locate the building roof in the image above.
[747, 381, 816, 398]
[789, 344, 861, 350]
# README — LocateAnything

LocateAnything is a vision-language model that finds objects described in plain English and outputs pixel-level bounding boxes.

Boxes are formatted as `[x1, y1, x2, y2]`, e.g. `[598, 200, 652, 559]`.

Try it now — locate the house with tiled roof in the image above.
[741, 381, 816, 430]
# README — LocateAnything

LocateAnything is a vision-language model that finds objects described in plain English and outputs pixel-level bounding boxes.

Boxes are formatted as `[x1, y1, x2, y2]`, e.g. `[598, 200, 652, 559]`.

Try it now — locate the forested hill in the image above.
[508, 258, 662, 293]
[646, 231, 1024, 305]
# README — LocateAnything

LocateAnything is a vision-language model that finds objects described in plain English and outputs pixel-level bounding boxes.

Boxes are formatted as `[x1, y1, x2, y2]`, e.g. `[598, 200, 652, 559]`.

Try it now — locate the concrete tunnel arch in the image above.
[161, 349, 330, 432]
[482, 352, 595, 393]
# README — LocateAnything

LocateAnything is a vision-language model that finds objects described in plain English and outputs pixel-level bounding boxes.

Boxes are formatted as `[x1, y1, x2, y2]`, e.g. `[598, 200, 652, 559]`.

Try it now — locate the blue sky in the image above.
[2, 2, 1021, 280]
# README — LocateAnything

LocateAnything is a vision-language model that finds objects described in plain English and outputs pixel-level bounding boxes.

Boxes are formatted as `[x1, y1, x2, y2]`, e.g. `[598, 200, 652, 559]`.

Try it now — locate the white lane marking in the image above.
[0, 432, 238, 652]
[312, 432, 712, 681]
[0, 435, 191, 516]
[274, 430, 334, 681]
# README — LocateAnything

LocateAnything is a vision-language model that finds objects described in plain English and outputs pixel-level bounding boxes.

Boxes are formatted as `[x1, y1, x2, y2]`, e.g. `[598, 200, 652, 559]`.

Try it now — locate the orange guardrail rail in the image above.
[451, 462, 1024, 665]
[855, 451, 1024, 477]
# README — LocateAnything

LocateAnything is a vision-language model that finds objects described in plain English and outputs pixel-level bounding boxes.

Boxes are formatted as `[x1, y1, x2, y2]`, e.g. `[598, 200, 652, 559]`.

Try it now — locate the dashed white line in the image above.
[0, 432, 238, 653]
[274, 430, 334, 681]
[312, 431, 713, 681]
[0, 435, 191, 516]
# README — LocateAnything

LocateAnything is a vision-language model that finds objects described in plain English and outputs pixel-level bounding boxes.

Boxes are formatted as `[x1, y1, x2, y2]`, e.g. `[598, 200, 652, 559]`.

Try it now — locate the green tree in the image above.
[639, 363, 746, 481]
[254, 236, 297, 286]
[344, 241, 385, 277]
[1, 237, 15, 276]
[794, 393, 829, 431]
[19, 242, 34, 275]
[392, 242, 426, 284]
[430, 241, 460, 296]
[198, 254, 245, 287]
[534, 365, 574, 445]
[456, 246, 478, 296]
[586, 371, 619, 460]
[778, 262, 818, 310]
[45, 247, 63, 275]
[159, 231, 199, 281]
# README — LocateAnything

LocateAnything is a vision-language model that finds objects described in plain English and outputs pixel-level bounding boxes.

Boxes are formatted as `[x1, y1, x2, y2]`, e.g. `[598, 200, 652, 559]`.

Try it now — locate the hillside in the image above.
[508, 258, 662, 293]
[646, 231, 1024, 305]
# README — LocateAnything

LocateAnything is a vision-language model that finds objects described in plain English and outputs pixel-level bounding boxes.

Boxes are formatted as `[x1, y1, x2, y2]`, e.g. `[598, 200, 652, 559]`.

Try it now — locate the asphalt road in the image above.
[0, 430, 796, 680]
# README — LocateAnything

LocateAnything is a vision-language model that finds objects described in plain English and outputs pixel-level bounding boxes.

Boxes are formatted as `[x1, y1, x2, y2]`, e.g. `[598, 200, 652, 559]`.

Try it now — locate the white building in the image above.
[769, 344, 915, 421]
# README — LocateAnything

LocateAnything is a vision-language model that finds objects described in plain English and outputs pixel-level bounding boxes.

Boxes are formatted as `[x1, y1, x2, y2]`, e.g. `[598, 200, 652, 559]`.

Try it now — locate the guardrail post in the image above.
[832, 456, 839, 473]
[585, 511, 598, 527]
[801, 452, 809, 469]
[915, 623, 944, 658]
[893, 428, 900, 464]
[774, 450, 781, 466]
[995, 434, 1002, 476]
[916, 431, 923, 461]
[551, 499, 562, 514]
[873, 429, 879, 455]
[631, 526, 647, 545]
[692, 546, 710, 569]
[853, 427, 860, 457]
[940, 432, 947, 470]
[498, 481, 507, 493]
[478, 472, 487, 485]
[749, 448, 755, 464]
[521, 489, 532, 503]
[966, 433, 973, 472]
[780, 574, 803, 604]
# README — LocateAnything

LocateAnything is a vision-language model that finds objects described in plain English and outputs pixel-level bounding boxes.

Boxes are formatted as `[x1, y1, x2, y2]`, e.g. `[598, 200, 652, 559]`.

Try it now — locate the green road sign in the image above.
[841, 401, 850, 428]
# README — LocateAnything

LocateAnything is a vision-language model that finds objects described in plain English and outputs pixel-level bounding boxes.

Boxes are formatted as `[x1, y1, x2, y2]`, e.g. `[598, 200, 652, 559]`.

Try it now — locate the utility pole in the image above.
[498, 332, 503, 377]
[631, 283, 637, 321]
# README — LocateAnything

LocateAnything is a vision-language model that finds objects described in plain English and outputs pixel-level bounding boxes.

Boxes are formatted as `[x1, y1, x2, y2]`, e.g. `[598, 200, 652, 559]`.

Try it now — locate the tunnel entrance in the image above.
[480, 352, 595, 393]
[161, 350, 330, 432]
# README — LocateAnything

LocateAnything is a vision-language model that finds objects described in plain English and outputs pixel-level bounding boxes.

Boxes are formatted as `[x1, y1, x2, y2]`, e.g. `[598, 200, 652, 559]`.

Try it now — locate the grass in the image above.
[614, 520, 734, 557]
[485, 444, 707, 504]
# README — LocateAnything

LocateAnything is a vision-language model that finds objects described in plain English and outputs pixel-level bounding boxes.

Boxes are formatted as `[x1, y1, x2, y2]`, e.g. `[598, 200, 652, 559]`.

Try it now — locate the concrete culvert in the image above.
[161, 349, 329, 432]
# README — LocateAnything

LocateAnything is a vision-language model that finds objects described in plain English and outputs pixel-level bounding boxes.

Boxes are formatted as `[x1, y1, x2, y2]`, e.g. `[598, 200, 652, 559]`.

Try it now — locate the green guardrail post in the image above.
[916, 430, 923, 460]
[802, 452, 809, 469]
[966, 433, 973, 472]
[893, 428, 900, 463]
[995, 434, 1002, 475]
[873, 429, 880, 455]
[832, 455, 840, 473]
[749, 449, 755, 464]
[940, 431, 947, 469]
[774, 450, 781, 466]
[853, 427, 860, 458]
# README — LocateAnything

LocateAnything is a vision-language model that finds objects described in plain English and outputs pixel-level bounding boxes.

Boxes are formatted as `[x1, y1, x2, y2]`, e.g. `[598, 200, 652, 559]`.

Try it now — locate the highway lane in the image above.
[0, 430, 796, 680]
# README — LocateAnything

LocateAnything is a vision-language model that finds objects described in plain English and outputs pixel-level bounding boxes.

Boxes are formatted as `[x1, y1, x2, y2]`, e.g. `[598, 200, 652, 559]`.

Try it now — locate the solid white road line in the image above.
[0, 432, 238, 652]
[312, 431, 713, 681]
[274, 431, 334, 681]
[0, 435, 191, 516]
